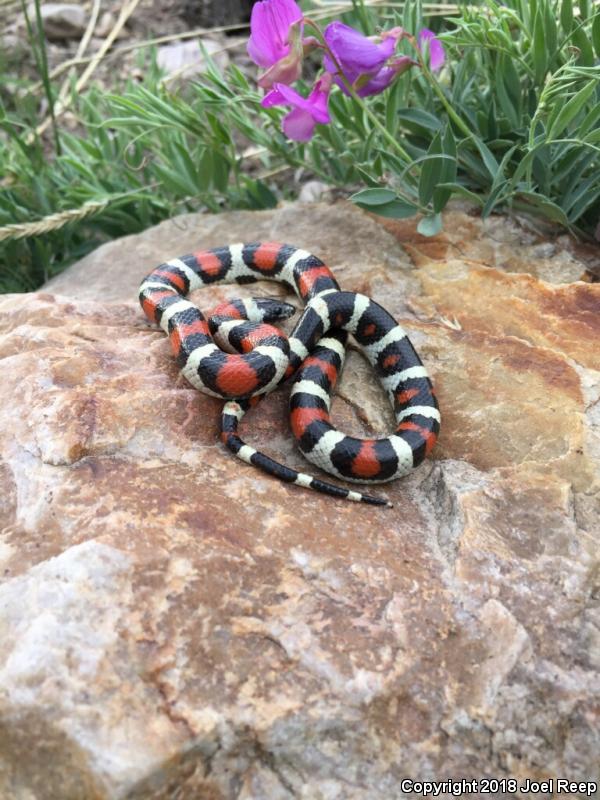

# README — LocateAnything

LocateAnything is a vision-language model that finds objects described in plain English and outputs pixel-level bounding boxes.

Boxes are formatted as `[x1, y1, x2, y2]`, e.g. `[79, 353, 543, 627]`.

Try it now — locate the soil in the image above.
[1, 0, 255, 96]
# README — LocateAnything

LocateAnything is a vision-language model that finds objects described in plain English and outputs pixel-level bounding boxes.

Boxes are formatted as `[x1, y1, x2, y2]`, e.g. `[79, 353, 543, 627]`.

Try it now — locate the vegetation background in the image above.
[1, 0, 599, 293]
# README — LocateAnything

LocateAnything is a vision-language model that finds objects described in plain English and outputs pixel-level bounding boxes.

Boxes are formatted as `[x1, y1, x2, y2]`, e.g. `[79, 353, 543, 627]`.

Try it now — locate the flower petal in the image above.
[269, 81, 309, 109]
[267, 0, 303, 43]
[356, 66, 397, 97]
[417, 28, 445, 72]
[429, 38, 445, 71]
[247, 0, 303, 68]
[306, 73, 332, 122]
[265, 75, 331, 139]
[282, 107, 317, 140]
[260, 86, 288, 108]
[257, 40, 303, 89]
[248, 3, 281, 67]
[324, 21, 399, 73]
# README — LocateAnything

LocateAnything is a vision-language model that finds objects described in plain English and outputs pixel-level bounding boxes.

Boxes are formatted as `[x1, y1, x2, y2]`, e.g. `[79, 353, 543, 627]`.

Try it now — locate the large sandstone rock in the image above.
[1, 203, 599, 798]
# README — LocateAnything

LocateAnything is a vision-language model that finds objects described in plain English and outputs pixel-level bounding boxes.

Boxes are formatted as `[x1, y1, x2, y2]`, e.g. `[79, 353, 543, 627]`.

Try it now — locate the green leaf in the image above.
[507, 143, 545, 190]
[458, 149, 493, 184]
[437, 182, 484, 206]
[592, 11, 600, 58]
[568, 183, 600, 222]
[366, 200, 419, 219]
[372, 153, 384, 179]
[571, 27, 595, 65]
[489, 27, 516, 51]
[197, 148, 214, 187]
[532, 8, 548, 84]
[206, 112, 231, 145]
[563, 173, 599, 214]
[479, 144, 517, 217]
[547, 80, 598, 139]
[543, 3, 558, 59]
[433, 126, 457, 213]
[477, 109, 491, 138]
[354, 167, 382, 187]
[228, 64, 251, 90]
[532, 153, 550, 194]
[171, 140, 202, 192]
[397, 108, 442, 133]
[471, 136, 500, 178]
[579, 101, 600, 136]
[419, 131, 444, 206]
[560, 0, 573, 32]
[58, 156, 97, 182]
[585, 128, 600, 143]
[579, 0, 589, 19]
[244, 179, 278, 209]
[482, 180, 509, 217]
[485, 97, 499, 141]
[514, 191, 570, 224]
[495, 57, 521, 130]
[417, 213, 443, 236]
[385, 81, 401, 134]
[351, 190, 418, 219]
[529, 0, 538, 28]
[350, 188, 397, 206]
[152, 162, 193, 196]
[503, 55, 522, 105]
[553, 146, 594, 185]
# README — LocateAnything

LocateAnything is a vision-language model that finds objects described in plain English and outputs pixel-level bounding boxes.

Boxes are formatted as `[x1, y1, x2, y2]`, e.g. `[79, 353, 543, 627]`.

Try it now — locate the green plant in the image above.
[19, 0, 62, 154]
[0, 65, 278, 292]
[344, 0, 600, 234]
[1, 0, 599, 293]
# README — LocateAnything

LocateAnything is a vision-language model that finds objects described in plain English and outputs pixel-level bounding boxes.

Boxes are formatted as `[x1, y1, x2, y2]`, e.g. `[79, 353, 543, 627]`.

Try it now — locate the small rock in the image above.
[298, 180, 332, 203]
[94, 11, 116, 38]
[181, 0, 255, 28]
[30, 3, 87, 41]
[156, 38, 229, 82]
[91, 11, 127, 41]
[0, 33, 27, 60]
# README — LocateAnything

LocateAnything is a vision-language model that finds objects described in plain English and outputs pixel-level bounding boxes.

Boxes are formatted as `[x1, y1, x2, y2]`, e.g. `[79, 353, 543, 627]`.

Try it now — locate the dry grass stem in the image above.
[0, 200, 109, 241]
[33, 0, 142, 138]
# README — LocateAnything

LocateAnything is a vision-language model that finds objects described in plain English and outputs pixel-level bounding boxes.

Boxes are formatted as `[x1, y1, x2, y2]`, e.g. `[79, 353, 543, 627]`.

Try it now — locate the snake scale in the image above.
[139, 242, 440, 507]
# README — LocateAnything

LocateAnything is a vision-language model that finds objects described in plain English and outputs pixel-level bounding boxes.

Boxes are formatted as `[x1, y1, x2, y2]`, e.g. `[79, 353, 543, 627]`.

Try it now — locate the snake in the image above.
[138, 242, 440, 507]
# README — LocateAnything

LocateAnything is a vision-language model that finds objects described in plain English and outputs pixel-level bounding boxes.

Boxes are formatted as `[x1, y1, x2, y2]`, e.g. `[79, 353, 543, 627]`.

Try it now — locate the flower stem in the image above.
[304, 19, 415, 167]
[407, 34, 472, 139]
[303, 18, 431, 212]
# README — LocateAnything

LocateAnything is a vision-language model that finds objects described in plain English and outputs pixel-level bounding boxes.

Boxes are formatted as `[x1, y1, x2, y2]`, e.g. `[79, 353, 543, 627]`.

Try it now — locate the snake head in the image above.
[252, 297, 297, 322]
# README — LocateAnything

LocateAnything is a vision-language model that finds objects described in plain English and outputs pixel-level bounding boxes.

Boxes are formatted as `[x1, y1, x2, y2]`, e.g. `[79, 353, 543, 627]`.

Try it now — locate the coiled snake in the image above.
[139, 242, 440, 506]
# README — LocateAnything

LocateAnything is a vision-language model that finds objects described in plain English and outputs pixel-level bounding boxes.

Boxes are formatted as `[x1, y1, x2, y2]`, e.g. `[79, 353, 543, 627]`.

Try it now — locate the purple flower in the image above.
[247, 0, 305, 89]
[261, 73, 332, 141]
[323, 22, 412, 97]
[417, 29, 445, 72]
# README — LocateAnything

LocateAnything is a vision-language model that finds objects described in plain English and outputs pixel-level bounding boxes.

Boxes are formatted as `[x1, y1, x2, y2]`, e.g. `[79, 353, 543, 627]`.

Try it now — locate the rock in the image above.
[156, 38, 229, 82]
[94, 11, 121, 39]
[30, 3, 87, 41]
[298, 180, 332, 204]
[1, 203, 599, 797]
[180, 0, 255, 28]
[0, 33, 28, 61]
